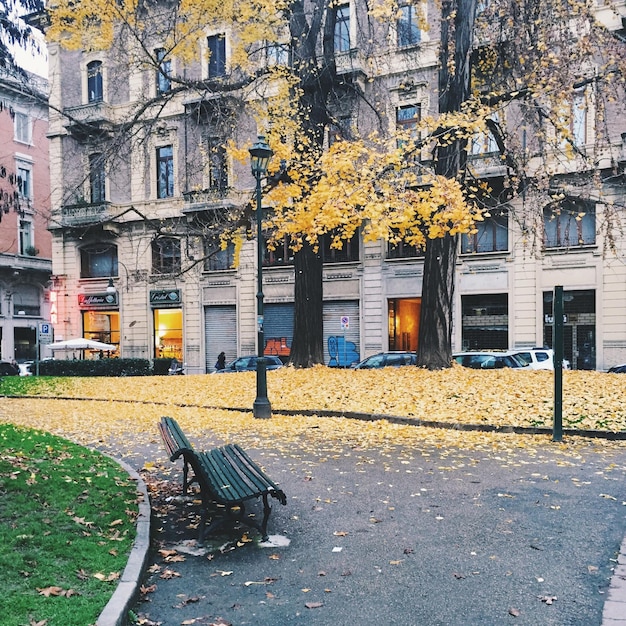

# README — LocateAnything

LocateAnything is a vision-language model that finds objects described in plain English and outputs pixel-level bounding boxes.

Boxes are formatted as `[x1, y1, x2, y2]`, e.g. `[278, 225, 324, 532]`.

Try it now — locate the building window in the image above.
[204, 240, 235, 271]
[461, 210, 508, 253]
[87, 60, 103, 103]
[396, 103, 421, 147]
[208, 34, 226, 78]
[155, 48, 171, 94]
[16, 162, 32, 198]
[89, 153, 106, 203]
[264, 235, 294, 266]
[207, 138, 228, 190]
[398, 5, 421, 47]
[267, 42, 289, 66]
[12, 285, 40, 317]
[152, 237, 181, 274]
[461, 293, 508, 350]
[470, 116, 499, 155]
[157, 145, 174, 198]
[321, 232, 359, 263]
[19, 219, 33, 254]
[571, 91, 587, 147]
[83, 310, 120, 350]
[387, 240, 423, 259]
[544, 199, 595, 248]
[154, 307, 183, 360]
[80, 244, 118, 279]
[334, 4, 350, 53]
[14, 112, 31, 144]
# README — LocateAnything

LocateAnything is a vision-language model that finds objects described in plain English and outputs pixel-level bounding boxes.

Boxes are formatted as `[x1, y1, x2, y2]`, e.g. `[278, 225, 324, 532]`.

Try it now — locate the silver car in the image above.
[453, 351, 529, 369]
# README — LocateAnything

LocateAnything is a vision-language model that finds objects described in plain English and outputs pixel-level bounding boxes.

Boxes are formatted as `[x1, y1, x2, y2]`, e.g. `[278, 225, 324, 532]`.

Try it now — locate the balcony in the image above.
[182, 188, 246, 215]
[334, 48, 368, 87]
[63, 102, 114, 139]
[60, 202, 114, 227]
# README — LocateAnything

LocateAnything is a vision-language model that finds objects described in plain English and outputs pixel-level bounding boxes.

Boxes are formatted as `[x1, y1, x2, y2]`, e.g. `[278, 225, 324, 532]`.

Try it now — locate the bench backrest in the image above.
[159, 416, 195, 460]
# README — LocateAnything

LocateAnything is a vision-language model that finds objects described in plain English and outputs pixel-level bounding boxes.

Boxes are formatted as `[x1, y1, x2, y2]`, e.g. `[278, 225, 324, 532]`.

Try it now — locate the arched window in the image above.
[87, 61, 103, 103]
[80, 244, 117, 278]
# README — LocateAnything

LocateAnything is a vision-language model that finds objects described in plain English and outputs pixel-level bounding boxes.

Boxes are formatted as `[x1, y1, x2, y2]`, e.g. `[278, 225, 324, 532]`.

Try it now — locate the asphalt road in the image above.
[124, 435, 626, 626]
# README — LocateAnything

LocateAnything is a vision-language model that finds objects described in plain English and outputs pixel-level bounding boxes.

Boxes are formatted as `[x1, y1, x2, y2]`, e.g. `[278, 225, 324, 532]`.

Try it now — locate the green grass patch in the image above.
[0, 376, 63, 396]
[0, 423, 139, 626]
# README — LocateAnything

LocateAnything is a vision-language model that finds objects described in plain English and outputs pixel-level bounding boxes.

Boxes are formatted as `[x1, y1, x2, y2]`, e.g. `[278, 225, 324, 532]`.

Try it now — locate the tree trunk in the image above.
[290, 241, 325, 367]
[416, 0, 476, 369]
[287, 0, 332, 367]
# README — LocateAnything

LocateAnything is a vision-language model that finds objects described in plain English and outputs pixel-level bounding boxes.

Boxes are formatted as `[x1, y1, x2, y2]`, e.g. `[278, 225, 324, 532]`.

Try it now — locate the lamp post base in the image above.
[253, 397, 272, 419]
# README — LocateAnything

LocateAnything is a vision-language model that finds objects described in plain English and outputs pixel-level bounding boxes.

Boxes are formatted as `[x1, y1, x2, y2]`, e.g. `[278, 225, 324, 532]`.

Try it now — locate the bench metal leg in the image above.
[260, 493, 272, 542]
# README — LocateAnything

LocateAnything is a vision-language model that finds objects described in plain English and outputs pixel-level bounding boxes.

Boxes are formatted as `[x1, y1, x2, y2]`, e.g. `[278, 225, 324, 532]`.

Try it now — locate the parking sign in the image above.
[341, 315, 349, 330]
[39, 322, 53, 344]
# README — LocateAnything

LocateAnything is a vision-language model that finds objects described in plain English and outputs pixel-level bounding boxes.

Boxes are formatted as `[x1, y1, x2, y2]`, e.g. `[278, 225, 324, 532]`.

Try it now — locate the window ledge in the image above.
[543, 244, 597, 254]
[459, 250, 510, 259]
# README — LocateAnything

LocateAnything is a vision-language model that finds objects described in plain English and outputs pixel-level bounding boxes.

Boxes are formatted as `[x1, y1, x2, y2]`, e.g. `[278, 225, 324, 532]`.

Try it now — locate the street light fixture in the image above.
[249, 135, 273, 419]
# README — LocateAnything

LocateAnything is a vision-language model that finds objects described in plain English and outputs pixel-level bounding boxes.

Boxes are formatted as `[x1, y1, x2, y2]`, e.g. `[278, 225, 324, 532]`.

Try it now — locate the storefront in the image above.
[151, 289, 183, 361]
[79, 292, 120, 353]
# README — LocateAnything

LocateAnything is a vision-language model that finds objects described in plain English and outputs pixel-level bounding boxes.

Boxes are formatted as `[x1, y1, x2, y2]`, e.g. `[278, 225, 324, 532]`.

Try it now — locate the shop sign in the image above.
[150, 289, 181, 306]
[78, 292, 118, 308]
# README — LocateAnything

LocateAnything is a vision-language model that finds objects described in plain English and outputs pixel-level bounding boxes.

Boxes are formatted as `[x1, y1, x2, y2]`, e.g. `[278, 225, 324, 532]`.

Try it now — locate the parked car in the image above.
[452, 351, 529, 370]
[0, 361, 20, 376]
[214, 355, 284, 373]
[352, 351, 417, 369]
[608, 364, 626, 373]
[18, 361, 33, 376]
[513, 348, 570, 370]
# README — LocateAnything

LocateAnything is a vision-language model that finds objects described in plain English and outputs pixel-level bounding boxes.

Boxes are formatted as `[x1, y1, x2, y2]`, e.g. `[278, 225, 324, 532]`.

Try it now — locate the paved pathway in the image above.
[113, 433, 626, 626]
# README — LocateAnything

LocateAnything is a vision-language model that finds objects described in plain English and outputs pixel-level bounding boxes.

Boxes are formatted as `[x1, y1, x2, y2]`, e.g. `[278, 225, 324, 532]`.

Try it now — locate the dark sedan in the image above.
[214, 355, 284, 373]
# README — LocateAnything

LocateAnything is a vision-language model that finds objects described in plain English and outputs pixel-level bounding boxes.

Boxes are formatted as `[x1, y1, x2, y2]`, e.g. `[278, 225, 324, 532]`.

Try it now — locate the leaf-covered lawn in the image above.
[3, 366, 625, 431]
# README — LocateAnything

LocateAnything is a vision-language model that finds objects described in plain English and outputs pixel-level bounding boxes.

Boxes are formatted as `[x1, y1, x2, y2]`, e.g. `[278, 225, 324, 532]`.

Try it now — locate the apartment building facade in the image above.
[46, 2, 626, 372]
[0, 70, 52, 364]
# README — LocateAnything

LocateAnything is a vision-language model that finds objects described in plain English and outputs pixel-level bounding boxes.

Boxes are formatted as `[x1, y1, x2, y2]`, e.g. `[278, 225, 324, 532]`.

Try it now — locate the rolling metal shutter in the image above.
[264, 303, 294, 361]
[323, 300, 360, 366]
[204, 305, 237, 372]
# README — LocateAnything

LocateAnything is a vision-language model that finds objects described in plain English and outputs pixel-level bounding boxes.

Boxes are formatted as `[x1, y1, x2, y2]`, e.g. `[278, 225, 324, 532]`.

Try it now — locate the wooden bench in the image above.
[158, 416, 287, 543]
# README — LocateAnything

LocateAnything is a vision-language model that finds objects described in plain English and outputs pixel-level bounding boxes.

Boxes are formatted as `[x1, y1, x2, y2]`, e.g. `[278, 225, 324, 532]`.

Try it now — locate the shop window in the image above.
[388, 298, 420, 351]
[154, 307, 183, 360]
[544, 199, 595, 248]
[152, 237, 181, 274]
[157, 145, 174, 198]
[398, 4, 421, 47]
[334, 4, 350, 53]
[321, 232, 359, 263]
[80, 244, 118, 279]
[155, 48, 171, 94]
[83, 310, 120, 349]
[208, 34, 226, 78]
[87, 60, 103, 103]
[461, 210, 508, 253]
[461, 293, 508, 350]
[89, 153, 106, 203]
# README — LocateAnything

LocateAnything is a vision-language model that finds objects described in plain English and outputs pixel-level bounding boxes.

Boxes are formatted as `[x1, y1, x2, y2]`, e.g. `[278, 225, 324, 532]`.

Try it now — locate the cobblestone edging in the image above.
[602, 537, 626, 625]
[96, 457, 151, 626]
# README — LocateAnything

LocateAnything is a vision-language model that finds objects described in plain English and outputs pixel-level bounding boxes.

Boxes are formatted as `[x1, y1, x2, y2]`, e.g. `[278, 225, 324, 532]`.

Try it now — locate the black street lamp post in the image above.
[249, 135, 273, 418]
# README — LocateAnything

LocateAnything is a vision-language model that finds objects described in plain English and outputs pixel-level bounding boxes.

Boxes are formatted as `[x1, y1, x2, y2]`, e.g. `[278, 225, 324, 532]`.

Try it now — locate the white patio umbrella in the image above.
[48, 338, 116, 351]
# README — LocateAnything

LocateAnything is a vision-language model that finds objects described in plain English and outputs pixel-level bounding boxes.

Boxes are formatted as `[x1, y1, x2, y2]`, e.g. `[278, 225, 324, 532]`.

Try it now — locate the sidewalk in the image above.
[108, 430, 626, 626]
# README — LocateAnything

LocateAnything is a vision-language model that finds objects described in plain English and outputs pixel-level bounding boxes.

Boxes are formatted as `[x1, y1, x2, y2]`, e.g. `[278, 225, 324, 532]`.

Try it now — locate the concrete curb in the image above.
[602, 537, 626, 625]
[96, 457, 151, 626]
